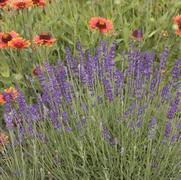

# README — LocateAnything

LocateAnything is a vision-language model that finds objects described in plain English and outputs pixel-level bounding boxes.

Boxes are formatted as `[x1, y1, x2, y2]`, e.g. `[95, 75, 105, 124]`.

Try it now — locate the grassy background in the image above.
[0, 2, 181, 61]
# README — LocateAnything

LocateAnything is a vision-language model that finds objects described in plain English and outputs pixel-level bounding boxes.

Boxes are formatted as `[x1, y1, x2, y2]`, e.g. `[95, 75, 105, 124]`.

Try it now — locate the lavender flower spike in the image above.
[103, 79, 114, 102]
[164, 121, 171, 138]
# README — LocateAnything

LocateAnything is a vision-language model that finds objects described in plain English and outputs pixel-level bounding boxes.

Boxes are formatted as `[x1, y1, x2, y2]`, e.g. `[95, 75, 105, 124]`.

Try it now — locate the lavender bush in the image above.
[1, 42, 181, 179]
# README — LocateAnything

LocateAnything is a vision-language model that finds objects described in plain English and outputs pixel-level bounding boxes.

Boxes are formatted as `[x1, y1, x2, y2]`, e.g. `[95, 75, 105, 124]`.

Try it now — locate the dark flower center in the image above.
[32, 0, 39, 4]
[2, 33, 13, 43]
[33, 67, 41, 76]
[0, 0, 6, 3]
[177, 19, 181, 25]
[178, 24, 181, 30]
[175, 18, 181, 30]
[96, 20, 107, 29]
[132, 30, 143, 39]
[39, 33, 51, 40]
[17, 2, 26, 8]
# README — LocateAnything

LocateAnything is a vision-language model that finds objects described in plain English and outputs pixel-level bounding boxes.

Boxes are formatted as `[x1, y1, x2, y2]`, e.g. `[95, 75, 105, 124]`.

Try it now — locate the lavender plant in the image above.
[1, 42, 181, 179]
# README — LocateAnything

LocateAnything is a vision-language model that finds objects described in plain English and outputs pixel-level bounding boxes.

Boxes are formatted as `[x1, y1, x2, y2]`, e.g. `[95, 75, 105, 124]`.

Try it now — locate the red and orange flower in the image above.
[11, 0, 33, 10]
[0, 0, 9, 9]
[131, 29, 143, 41]
[33, 32, 56, 47]
[0, 132, 9, 151]
[0, 87, 18, 105]
[89, 17, 113, 34]
[0, 31, 19, 49]
[4, 87, 18, 100]
[32, 0, 46, 7]
[8, 37, 30, 49]
[173, 15, 181, 36]
[0, 94, 6, 105]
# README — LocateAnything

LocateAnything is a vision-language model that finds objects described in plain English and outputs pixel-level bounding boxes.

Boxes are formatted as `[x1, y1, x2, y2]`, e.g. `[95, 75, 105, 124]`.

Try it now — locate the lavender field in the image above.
[0, 0, 180, 179]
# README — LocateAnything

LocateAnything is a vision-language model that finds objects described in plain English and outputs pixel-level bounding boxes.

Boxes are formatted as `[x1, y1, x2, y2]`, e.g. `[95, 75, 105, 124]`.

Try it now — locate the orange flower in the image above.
[8, 37, 30, 49]
[0, 31, 19, 49]
[0, 132, 9, 151]
[0, 0, 9, 9]
[11, 0, 33, 10]
[173, 15, 181, 36]
[0, 94, 6, 105]
[32, 0, 46, 7]
[33, 32, 56, 47]
[4, 87, 18, 100]
[89, 17, 113, 34]
[0, 87, 18, 105]
[131, 29, 143, 41]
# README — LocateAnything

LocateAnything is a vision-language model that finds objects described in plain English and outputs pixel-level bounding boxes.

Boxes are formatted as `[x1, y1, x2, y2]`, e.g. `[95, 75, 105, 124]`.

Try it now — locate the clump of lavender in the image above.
[2, 42, 181, 179]
[3, 41, 180, 143]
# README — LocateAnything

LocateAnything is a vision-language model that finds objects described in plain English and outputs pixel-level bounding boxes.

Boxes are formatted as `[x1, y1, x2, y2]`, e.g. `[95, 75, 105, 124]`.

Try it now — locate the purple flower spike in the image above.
[170, 134, 179, 144]
[172, 59, 181, 81]
[100, 122, 117, 147]
[161, 85, 170, 102]
[3, 93, 12, 113]
[27, 105, 41, 122]
[164, 121, 171, 138]
[114, 70, 124, 96]
[79, 60, 88, 86]
[49, 110, 60, 130]
[167, 95, 180, 120]
[143, 52, 153, 79]
[85, 50, 94, 94]
[62, 111, 68, 125]
[103, 79, 113, 102]
[159, 47, 169, 71]
[104, 42, 116, 74]
[4, 112, 14, 129]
